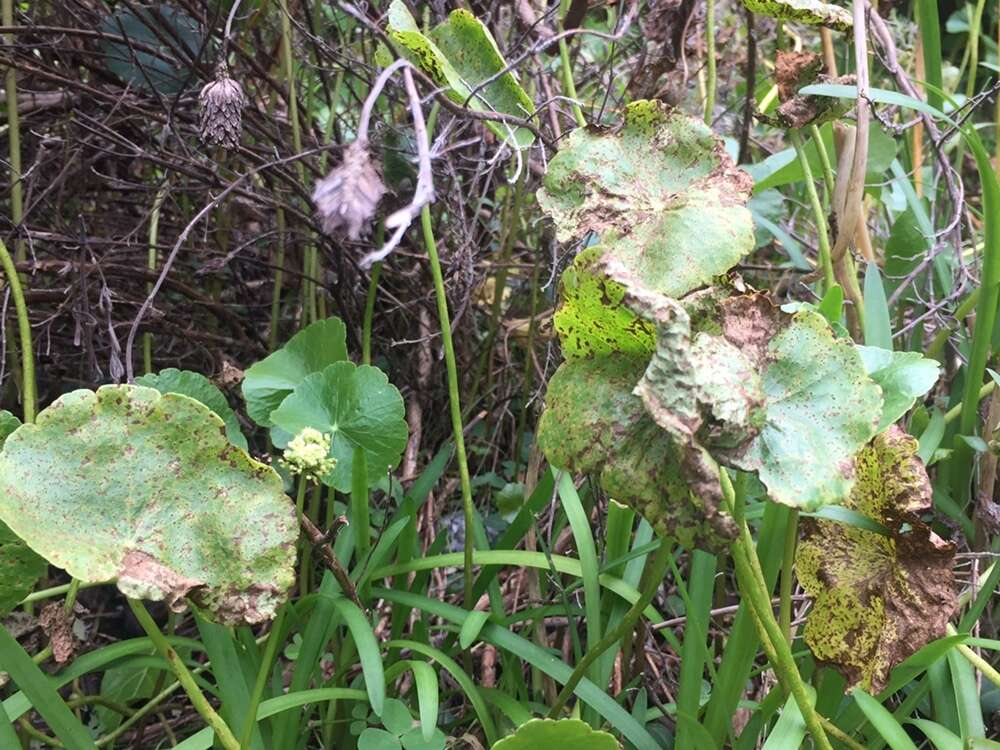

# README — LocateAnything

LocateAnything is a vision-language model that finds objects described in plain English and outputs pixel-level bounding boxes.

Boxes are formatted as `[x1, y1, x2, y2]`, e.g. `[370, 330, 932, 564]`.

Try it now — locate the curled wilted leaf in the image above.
[538, 355, 736, 550]
[199, 64, 245, 150]
[632, 293, 882, 510]
[538, 100, 755, 301]
[742, 0, 852, 31]
[0, 386, 298, 625]
[313, 141, 387, 241]
[771, 50, 854, 129]
[796, 427, 956, 692]
[386, 1, 535, 148]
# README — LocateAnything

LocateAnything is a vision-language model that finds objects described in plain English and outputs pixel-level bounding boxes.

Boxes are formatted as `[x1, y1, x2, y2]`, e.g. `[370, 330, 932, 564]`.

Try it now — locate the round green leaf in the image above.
[0, 409, 22, 447]
[270, 362, 408, 492]
[136, 368, 247, 450]
[242, 318, 349, 427]
[381, 698, 414, 736]
[401, 727, 447, 750]
[538, 101, 755, 301]
[0, 386, 297, 624]
[490, 719, 621, 750]
[360, 728, 403, 750]
[857, 346, 939, 432]
[633, 294, 882, 510]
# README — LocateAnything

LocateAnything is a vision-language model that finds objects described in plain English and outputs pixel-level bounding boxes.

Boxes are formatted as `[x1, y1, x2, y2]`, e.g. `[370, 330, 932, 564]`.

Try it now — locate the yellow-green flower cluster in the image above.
[281, 428, 336, 481]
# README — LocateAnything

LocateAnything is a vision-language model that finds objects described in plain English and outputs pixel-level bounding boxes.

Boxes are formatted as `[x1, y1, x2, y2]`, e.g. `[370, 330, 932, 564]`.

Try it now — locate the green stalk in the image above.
[0, 239, 34, 422]
[952, 129, 1000, 504]
[721, 468, 833, 750]
[915, 0, 943, 111]
[778, 509, 798, 641]
[558, 0, 586, 128]
[239, 604, 287, 748]
[143, 183, 168, 374]
[3, 0, 23, 267]
[790, 130, 835, 291]
[547, 538, 672, 717]
[127, 599, 240, 750]
[963, 0, 987, 103]
[421, 203, 476, 610]
[268, 206, 287, 351]
[362, 221, 385, 367]
[361, 262, 381, 366]
[704, 0, 717, 125]
[277, 0, 318, 325]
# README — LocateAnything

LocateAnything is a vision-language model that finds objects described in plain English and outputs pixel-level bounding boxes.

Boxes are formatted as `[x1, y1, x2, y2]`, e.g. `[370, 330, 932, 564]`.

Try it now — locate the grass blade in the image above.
[329, 595, 386, 716]
[853, 689, 919, 750]
[0, 623, 97, 750]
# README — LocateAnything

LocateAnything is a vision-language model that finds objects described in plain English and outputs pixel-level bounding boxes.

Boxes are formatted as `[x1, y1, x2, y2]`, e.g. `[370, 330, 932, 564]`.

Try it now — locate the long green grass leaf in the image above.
[0, 624, 97, 750]
[329, 595, 385, 716]
[853, 689, 919, 750]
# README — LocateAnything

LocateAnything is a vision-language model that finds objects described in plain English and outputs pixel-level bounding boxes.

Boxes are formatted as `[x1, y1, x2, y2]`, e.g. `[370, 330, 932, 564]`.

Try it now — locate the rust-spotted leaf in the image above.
[538, 355, 736, 550]
[796, 427, 956, 692]
[538, 101, 755, 301]
[0, 386, 297, 625]
[632, 293, 882, 510]
[742, 0, 852, 31]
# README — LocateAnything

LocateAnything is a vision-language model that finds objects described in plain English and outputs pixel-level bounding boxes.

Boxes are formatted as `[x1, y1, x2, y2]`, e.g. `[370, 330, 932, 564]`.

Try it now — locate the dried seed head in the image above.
[312, 141, 387, 240]
[199, 64, 245, 150]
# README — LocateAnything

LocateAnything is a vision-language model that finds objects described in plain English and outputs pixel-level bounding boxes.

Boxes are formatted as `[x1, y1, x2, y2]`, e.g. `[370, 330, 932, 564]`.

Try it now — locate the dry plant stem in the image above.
[0, 239, 34, 422]
[547, 538, 673, 718]
[721, 468, 834, 750]
[124, 143, 335, 380]
[299, 512, 364, 610]
[358, 63, 435, 269]
[126, 599, 240, 750]
[829, 0, 870, 267]
[832, 125, 866, 336]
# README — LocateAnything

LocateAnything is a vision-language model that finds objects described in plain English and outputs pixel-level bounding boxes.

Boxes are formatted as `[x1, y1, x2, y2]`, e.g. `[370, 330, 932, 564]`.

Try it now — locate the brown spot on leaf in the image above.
[117, 549, 205, 614]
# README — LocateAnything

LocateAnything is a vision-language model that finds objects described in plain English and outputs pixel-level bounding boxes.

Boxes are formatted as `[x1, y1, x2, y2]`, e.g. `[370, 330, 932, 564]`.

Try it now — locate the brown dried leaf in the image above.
[796, 427, 957, 692]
